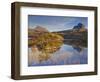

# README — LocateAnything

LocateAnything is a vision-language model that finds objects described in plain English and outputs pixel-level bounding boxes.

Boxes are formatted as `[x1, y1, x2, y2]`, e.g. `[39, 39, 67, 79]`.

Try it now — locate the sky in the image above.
[28, 15, 88, 32]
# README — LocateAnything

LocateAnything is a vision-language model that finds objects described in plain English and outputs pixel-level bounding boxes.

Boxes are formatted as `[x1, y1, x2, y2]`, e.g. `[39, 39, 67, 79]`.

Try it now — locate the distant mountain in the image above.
[53, 23, 87, 33]
[33, 26, 48, 32]
[73, 23, 87, 32]
[28, 26, 49, 37]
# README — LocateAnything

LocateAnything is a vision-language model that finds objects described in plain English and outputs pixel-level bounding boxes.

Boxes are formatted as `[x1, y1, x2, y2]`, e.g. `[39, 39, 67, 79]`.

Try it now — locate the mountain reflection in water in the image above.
[28, 43, 88, 66]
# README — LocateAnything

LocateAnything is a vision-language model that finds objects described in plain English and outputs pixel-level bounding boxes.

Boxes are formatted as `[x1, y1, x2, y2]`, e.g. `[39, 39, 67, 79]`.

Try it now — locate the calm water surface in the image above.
[28, 44, 88, 66]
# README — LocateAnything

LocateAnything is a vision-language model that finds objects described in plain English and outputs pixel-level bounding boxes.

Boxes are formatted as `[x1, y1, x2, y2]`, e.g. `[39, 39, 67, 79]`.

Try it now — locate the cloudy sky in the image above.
[28, 15, 88, 32]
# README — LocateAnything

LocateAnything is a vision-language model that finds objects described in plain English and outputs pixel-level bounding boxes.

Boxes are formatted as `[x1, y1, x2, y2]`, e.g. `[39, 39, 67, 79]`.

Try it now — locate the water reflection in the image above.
[28, 43, 88, 66]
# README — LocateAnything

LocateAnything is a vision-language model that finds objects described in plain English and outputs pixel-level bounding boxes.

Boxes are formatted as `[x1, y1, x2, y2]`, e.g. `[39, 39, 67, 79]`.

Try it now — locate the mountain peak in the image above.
[34, 26, 48, 32]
